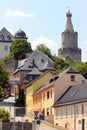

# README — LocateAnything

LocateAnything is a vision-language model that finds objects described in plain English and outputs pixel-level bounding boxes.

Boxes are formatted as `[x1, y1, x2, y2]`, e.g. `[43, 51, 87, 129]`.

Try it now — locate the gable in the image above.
[26, 71, 54, 93]
[54, 83, 87, 107]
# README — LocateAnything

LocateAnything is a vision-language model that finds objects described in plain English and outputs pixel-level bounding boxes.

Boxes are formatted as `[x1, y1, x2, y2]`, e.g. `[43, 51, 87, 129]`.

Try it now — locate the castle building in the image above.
[0, 28, 28, 60]
[0, 27, 14, 60]
[58, 10, 81, 61]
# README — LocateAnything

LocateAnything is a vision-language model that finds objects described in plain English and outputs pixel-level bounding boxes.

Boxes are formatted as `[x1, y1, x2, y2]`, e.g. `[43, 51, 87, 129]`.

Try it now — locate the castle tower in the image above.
[58, 10, 81, 61]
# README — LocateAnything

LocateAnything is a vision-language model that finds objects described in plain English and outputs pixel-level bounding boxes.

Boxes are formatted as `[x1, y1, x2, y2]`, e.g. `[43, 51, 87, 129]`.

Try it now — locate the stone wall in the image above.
[2, 122, 32, 130]
[4, 60, 18, 76]
[58, 47, 81, 61]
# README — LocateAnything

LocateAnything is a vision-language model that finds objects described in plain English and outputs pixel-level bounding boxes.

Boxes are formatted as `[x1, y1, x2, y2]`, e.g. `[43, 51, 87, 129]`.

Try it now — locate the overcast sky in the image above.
[0, 0, 87, 61]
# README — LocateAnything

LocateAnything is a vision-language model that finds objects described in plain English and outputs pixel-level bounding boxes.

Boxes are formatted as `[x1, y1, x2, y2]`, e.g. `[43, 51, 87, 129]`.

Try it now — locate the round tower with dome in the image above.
[14, 29, 28, 40]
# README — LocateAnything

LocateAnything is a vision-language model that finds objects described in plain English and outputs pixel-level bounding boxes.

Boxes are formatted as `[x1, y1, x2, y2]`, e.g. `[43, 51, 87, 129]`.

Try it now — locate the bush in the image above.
[0, 109, 9, 122]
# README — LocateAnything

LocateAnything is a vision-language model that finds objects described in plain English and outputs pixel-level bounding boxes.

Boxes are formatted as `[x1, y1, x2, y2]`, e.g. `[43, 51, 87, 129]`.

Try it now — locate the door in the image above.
[82, 119, 85, 130]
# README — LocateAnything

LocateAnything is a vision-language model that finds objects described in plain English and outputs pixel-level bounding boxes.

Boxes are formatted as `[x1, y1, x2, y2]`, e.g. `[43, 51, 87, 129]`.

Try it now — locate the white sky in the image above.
[0, 0, 87, 61]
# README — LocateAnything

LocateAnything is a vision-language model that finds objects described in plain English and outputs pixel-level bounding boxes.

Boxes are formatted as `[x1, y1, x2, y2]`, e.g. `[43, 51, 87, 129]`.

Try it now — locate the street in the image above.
[0, 97, 62, 130]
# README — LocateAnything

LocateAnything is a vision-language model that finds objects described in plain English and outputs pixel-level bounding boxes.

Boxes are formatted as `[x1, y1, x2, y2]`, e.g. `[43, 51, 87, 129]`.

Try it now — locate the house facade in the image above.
[33, 82, 54, 123]
[31, 67, 86, 124]
[54, 83, 87, 130]
[14, 50, 55, 84]
[54, 67, 86, 102]
[0, 27, 14, 60]
[25, 71, 54, 115]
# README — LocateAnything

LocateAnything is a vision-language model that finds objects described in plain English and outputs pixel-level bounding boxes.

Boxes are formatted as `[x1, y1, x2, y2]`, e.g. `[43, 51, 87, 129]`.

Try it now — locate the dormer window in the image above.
[0, 35, 4, 40]
[7, 35, 11, 41]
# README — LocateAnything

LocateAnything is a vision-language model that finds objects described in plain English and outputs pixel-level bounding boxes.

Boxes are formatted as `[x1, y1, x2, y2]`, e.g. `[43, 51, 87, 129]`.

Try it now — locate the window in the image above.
[43, 108, 45, 116]
[50, 107, 52, 115]
[0, 35, 4, 40]
[47, 91, 49, 99]
[66, 108, 68, 116]
[4, 45, 8, 51]
[7, 35, 11, 40]
[60, 109, 63, 117]
[82, 104, 84, 114]
[55, 109, 58, 117]
[46, 108, 49, 116]
[29, 76, 33, 81]
[71, 107, 73, 116]
[71, 75, 75, 81]
[71, 90, 78, 97]
[82, 119, 85, 130]
[76, 106, 79, 115]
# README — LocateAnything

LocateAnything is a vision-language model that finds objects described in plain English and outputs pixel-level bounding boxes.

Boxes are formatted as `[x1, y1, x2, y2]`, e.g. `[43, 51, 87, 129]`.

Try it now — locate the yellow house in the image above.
[32, 67, 86, 124]
[30, 67, 86, 122]
[54, 83, 87, 130]
[33, 81, 54, 123]
[25, 71, 54, 115]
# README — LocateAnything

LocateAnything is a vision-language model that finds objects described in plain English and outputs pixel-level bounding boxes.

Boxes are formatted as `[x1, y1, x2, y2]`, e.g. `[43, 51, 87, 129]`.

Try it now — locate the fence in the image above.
[1, 122, 32, 130]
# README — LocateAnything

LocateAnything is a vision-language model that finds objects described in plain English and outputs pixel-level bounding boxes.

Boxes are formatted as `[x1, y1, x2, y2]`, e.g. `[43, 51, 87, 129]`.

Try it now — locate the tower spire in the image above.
[65, 10, 74, 32]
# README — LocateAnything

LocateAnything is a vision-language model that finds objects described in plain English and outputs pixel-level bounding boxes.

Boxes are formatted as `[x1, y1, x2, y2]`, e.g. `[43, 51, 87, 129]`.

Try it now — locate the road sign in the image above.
[34, 111, 39, 117]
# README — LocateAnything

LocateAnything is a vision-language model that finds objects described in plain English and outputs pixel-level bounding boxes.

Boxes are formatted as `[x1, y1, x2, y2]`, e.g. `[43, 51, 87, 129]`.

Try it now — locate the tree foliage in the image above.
[2, 55, 12, 62]
[73, 61, 87, 79]
[36, 44, 52, 58]
[10, 39, 32, 60]
[36, 44, 87, 77]
[0, 108, 9, 122]
[15, 87, 25, 106]
[0, 62, 9, 88]
[52, 56, 71, 74]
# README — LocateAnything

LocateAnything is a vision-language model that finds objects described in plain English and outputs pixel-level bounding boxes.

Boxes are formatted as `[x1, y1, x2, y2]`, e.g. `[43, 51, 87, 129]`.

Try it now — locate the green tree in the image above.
[15, 87, 25, 106]
[73, 61, 87, 79]
[20, 89, 25, 106]
[10, 39, 32, 60]
[36, 44, 52, 58]
[0, 62, 9, 88]
[52, 56, 71, 74]
[2, 55, 12, 62]
[0, 108, 9, 122]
